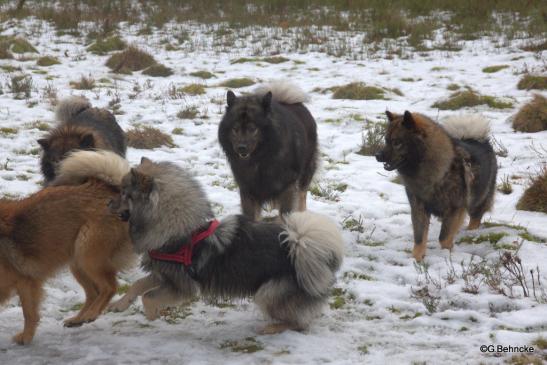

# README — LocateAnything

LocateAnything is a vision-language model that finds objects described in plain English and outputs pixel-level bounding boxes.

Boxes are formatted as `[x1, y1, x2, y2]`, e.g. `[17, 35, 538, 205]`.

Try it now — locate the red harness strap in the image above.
[148, 220, 220, 266]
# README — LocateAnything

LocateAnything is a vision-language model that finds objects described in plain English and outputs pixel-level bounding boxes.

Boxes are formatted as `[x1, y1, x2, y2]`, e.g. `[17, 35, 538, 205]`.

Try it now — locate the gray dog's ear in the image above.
[227, 90, 236, 108]
[262, 91, 272, 111]
[130, 168, 155, 195]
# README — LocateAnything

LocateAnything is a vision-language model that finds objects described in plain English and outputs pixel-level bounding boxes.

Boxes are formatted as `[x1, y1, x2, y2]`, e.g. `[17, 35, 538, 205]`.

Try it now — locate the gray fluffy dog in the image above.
[108, 157, 344, 334]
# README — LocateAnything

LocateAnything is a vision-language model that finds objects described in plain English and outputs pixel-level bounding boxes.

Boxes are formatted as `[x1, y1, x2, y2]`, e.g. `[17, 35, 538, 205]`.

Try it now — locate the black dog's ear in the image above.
[37, 138, 49, 150]
[262, 91, 272, 111]
[80, 133, 95, 149]
[227, 90, 236, 108]
[402, 110, 415, 129]
[385, 110, 395, 122]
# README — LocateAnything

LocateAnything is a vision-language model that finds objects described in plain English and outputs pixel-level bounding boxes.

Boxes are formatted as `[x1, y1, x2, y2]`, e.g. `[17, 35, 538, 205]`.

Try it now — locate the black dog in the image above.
[218, 81, 318, 220]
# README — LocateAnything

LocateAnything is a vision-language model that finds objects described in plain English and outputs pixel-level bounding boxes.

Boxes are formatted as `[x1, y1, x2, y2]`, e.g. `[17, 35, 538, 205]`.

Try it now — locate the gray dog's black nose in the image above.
[237, 145, 248, 154]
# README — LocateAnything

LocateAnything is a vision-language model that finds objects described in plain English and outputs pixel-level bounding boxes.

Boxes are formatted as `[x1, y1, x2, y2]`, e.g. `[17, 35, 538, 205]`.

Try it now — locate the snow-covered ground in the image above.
[0, 19, 546, 364]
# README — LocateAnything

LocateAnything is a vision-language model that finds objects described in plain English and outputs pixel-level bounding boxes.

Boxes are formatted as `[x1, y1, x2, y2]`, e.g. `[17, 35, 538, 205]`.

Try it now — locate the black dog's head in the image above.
[375, 110, 427, 172]
[218, 91, 273, 161]
[38, 127, 96, 183]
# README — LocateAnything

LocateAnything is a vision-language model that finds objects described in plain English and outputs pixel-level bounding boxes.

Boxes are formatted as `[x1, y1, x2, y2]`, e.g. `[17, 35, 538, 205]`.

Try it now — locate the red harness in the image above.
[148, 220, 220, 267]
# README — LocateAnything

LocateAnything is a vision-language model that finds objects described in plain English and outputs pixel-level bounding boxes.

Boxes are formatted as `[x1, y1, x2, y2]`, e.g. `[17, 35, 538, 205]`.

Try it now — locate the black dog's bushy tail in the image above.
[254, 80, 310, 104]
[281, 211, 344, 297]
[443, 115, 491, 142]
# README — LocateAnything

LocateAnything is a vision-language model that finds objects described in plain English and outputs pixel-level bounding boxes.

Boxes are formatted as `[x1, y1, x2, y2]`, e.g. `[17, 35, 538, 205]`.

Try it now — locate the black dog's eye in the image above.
[248, 125, 257, 134]
[232, 127, 240, 134]
[393, 140, 403, 148]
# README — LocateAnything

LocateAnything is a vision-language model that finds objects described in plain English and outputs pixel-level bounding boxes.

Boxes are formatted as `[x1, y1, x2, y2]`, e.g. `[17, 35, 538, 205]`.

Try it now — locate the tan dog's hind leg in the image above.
[467, 217, 481, 230]
[439, 208, 466, 249]
[108, 275, 159, 313]
[13, 280, 43, 345]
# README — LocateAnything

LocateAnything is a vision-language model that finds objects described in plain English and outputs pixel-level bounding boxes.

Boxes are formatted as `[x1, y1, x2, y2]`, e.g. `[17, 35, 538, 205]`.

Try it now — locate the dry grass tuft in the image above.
[432, 90, 512, 110]
[87, 35, 126, 55]
[126, 126, 176, 149]
[516, 166, 547, 214]
[512, 94, 547, 133]
[142, 63, 173, 77]
[106, 46, 156, 73]
[37, 56, 60, 66]
[69, 75, 95, 90]
[517, 74, 547, 90]
[331, 82, 385, 100]
[219, 78, 255, 88]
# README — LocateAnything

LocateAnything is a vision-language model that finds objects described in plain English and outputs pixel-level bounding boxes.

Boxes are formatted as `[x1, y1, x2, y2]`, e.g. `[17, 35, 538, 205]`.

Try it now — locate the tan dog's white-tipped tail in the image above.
[52, 150, 130, 187]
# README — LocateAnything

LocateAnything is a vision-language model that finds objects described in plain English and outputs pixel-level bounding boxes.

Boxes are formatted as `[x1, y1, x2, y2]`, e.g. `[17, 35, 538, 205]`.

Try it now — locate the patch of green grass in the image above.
[142, 63, 173, 77]
[458, 232, 507, 245]
[219, 78, 255, 88]
[190, 70, 215, 79]
[330, 296, 346, 309]
[0, 36, 38, 54]
[331, 82, 385, 100]
[220, 337, 264, 353]
[432, 90, 513, 110]
[482, 65, 509, 73]
[160, 306, 192, 324]
[27, 121, 50, 131]
[342, 216, 364, 233]
[517, 75, 547, 90]
[262, 56, 290, 64]
[0, 65, 21, 72]
[357, 344, 369, 354]
[87, 35, 126, 55]
[180, 84, 206, 95]
[117, 284, 130, 295]
[0, 127, 18, 135]
[399, 312, 422, 320]
[172, 127, 184, 135]
[343, 271, 374, 281]
[447, 83, 460, 91]
[36, 56, 60, 66]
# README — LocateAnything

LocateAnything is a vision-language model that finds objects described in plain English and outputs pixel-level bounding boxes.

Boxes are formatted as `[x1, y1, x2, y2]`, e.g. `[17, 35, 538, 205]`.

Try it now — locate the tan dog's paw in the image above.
[142, 297, 160, 321]
[412, 243, 427, 262]
[439, 239, 454, 250]
[12, 331, 33, 345]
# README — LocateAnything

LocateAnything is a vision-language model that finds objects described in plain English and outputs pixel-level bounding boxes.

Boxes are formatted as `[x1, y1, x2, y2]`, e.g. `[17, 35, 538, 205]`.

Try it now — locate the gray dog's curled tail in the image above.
[51, 150, 130, 187]
[55, 96, 92, 123]
[282, 211, 344, 297]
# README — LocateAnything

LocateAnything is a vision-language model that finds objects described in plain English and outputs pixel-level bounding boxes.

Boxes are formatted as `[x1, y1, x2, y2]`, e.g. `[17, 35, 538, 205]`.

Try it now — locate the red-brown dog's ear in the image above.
[402, 110, 416, 129]
[385, 110, 395, 122]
